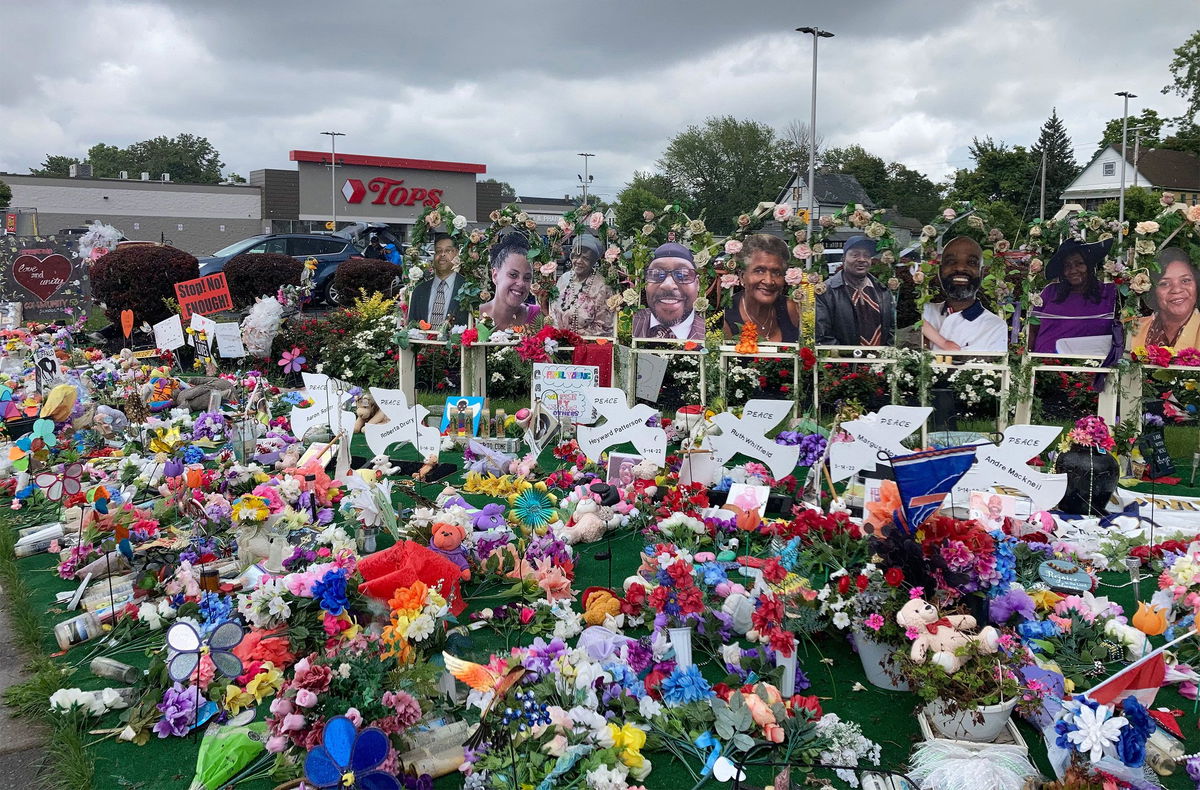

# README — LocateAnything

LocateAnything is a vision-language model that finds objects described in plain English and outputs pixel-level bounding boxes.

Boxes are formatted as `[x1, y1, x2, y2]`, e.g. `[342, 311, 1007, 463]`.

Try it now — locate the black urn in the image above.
[1054, 445, 1119, 516]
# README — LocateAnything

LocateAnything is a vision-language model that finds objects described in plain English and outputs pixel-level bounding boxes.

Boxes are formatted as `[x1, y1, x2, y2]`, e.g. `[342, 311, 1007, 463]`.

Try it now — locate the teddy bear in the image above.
[471, 503, 506, 532]
[895, 597, 1000, 674]
[630, 459, 659, 498]
[559, 498, 608, 545]
[429, 522, 470, 580]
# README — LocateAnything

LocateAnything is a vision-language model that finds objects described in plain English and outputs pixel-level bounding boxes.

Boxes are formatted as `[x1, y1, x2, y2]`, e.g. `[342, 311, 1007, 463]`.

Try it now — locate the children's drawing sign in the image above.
[365, 387, 440, 460]
[829, 405, 932, 482]
[152, 315, 186, 351]
[531, 363, 599, 422]
[577, 387, 666, 464]
[707, 399, 800, 480]
[174, 273, 233, 321]
[34, 351, 60, 393]
[213, 323, 246, 358]
[951, 424, 1068, 512]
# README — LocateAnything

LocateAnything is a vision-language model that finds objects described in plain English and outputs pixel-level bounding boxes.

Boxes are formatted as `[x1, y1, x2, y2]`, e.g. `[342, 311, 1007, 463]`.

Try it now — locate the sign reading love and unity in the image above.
[707, 399, 800, 481]
[0, 236, 90, 322]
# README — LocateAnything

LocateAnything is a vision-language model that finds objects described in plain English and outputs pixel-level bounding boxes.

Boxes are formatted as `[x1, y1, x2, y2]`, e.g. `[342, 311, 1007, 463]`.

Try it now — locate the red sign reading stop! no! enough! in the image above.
[174, 273, 232, 321]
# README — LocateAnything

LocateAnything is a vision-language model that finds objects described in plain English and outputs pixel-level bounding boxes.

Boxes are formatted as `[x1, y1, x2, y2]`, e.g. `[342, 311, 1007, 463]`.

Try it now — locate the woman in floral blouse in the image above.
[549, 233, 615, 336]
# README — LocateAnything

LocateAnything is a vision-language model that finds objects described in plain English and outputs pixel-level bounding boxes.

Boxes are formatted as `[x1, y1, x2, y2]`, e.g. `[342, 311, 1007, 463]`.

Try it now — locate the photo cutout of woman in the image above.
[1028, 238, 1119, 356]
[1130, 247, 1200, 350]
[722, 234, 800, 343]
[480, 233, 541, 331]
[549, 233, 615, 336]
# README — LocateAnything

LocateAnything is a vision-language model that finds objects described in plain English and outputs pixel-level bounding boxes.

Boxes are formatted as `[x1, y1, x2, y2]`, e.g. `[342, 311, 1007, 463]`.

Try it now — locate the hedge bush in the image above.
[333, 258, 401, 304]
[90, 245, 198, 326]
[224, 253, 303, 308]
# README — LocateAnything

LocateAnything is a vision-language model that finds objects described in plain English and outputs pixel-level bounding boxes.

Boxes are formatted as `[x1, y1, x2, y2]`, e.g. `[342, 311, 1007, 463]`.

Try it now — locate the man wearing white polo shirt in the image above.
[922, 236, 1007, 352]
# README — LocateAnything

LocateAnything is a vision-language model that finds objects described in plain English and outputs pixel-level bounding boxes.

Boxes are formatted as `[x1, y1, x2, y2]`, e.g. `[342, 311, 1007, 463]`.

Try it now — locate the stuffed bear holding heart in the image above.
[895, 597, 1000, 674]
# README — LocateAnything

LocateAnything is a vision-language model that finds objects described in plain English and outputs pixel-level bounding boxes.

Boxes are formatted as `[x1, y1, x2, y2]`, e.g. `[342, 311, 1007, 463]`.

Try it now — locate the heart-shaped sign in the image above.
[12, 254, 72, 301]
[121, 310, 134, 338]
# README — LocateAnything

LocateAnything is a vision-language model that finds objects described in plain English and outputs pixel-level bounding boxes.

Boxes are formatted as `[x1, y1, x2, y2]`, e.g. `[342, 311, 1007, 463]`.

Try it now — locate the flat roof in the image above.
[289, 150, 486, 174]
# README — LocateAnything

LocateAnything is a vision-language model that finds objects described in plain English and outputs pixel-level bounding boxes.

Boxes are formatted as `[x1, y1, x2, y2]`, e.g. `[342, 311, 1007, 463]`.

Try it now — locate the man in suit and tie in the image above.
[633, 242, 705, 341]
[408, 233, 468, 326]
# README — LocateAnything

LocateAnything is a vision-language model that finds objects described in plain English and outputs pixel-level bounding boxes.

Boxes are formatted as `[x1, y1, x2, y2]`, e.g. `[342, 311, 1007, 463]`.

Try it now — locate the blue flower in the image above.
[697, 562, 728, 587]
[313, 568, 349, 615]
[660, 664, 714, 706]
[304, 715, 398, 790]
[1121, 696, 1156, 738]
[1116, 724, 1148, 767]
[183, 445, 206, 464]
[197, 592, 235, 635]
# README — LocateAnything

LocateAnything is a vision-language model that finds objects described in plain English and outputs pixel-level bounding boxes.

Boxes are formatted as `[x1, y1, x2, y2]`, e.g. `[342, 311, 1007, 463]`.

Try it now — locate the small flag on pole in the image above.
[889, 445, 977, 533]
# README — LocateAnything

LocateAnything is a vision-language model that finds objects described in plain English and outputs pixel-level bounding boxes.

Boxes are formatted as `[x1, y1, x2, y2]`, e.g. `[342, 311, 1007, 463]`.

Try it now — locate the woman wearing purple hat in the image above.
[1029, 238, 1119, 356]
[633, 242, 705, 341]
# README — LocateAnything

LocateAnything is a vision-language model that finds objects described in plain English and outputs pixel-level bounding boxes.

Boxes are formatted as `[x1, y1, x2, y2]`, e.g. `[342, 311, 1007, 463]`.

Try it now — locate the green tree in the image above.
[882, 162, 944, 221]
[29, 155, 81, 177]
[481, 177, 517, 202]
[626, 170, 683, 203]
[1162, 29, 1200, 126]
[820, 144, 890, 204]
[85, 142, 134, 177]
[1161, 121, 1200, 157]
[948, 137, 1039, 208]
[126, 134, 224, 183]
[1097, 186, 1162, 225]
[656, 116, 796, 234]
[612, 185, 669, 239]
[224, 172, 247, 184]
[1030, 108, 1080, 211]
[0, 178, 10, 209]
[1097, 108, 1164, 149]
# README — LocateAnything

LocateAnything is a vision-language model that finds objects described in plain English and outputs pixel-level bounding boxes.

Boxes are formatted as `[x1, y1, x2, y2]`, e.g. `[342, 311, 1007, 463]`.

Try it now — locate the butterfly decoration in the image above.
[34, 462, 83, 502]
[165, 620, 244, 683]
[304, 715, 399, 790]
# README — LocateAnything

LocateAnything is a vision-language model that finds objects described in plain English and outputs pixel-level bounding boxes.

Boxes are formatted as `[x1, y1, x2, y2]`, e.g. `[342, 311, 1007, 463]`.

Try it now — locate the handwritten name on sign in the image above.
[577, 387, 666, 464]
[708, 400, 799, 480]
[951, 424, 1067, 512]
[174, 273, 233, 321]
[828, 405, 932, 483]
[365, 387, 440, 460]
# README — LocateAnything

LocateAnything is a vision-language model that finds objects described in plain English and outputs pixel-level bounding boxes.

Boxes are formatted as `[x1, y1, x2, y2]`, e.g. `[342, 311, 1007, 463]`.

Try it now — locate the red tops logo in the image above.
[342, 178, 443, 208]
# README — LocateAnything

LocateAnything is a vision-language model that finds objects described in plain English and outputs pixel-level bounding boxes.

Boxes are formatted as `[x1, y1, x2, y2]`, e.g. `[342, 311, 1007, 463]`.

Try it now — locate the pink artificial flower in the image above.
[942, 208, 957, 221]
[587, 212, 605, 231]
[295, 688, 318, 708]
[724, 239, 743, 256]
[773, 204, 794, 222]
[539, 262, 557, 277]
[864, 613, 885, 632]
[784, 267, 805, 286]
[604, 246, 620, 263]
[909, 586, 925, 599]
[719, 273, 739, 289]
[792, 244, 812, 260]
[345, 707, 363, 727]
[266, 735, 289, 753]
[280, 713, 306, 732]
[269, 696, 294, 718]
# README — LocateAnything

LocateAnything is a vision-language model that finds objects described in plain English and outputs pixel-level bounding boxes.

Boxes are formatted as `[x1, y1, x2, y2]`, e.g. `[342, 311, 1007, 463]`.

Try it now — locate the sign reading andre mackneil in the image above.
[174, 273, 233, 321]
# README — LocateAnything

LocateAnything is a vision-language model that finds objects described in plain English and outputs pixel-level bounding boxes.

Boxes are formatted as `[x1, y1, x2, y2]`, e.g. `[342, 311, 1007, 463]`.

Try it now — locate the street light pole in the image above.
[797, 26, 833, 242]
[1115, 92, 1136, 228]
[321, 131, 345, 231]
[578, 153, 594, 209]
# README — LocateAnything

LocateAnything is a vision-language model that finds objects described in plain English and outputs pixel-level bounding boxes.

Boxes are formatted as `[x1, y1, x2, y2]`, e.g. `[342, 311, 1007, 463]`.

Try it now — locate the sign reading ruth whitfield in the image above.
[0, 236, 91, 323]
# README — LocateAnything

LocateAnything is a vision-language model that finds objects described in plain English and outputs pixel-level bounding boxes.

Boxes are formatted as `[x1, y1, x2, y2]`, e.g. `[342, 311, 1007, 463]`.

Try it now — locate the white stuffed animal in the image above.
[560, 498, 608, 545]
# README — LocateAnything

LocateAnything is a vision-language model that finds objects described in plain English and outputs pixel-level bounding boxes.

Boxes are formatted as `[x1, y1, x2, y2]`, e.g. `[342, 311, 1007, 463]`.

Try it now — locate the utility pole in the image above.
[577, 153, 594, 210]
[321, 131, 345, 231]
[796, 27, 833, 239]
[1115, 91, 1136, 228]
[1130, 125, 1148, 188]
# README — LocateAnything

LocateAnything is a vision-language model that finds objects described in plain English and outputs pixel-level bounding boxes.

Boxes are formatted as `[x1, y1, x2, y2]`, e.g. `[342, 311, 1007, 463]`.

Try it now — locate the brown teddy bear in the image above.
[894, 597, 1000, 674]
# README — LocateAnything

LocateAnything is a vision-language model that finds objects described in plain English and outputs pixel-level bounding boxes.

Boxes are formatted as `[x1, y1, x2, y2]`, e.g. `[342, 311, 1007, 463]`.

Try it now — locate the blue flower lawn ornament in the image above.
[305, 715, 399, 790]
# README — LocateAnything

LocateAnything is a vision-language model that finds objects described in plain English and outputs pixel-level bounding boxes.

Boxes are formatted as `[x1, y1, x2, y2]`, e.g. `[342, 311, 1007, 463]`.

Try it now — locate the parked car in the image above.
[197, 233, 362, 304]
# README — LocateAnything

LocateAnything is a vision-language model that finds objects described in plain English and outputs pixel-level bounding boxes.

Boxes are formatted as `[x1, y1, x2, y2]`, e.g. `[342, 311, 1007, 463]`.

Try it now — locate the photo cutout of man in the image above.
[814, 235, 895, 346]
[921, 236, 1008, 352]
[408, 233, 467, 326]
[633, 242, 705, 341]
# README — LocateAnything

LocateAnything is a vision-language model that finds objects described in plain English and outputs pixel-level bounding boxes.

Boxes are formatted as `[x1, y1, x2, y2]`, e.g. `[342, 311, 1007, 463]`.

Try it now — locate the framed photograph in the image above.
[606, 453, 644, 487]
[439, 396, 485, 436]
[723, 483, 770, 518]
[968, 490, 1017, 530]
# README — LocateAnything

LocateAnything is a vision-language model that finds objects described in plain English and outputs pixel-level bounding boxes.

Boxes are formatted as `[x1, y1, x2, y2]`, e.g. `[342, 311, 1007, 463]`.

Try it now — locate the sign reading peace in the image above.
[11, 253, 72, 301]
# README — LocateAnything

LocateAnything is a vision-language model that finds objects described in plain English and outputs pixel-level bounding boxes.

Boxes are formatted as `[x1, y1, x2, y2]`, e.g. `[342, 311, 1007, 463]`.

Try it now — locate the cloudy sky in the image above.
[0, 0, 1192, 202]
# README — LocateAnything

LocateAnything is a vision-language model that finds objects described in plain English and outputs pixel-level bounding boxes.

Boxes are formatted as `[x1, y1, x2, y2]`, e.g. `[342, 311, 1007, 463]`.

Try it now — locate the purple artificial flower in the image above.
[990, 588, 1036, 625]
[521, 637, 567, 675]
[153, 683, 200, 738]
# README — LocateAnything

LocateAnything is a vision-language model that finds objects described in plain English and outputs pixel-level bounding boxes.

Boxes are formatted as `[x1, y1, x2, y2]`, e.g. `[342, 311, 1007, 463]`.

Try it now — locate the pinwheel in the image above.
[0, 386, 19, 420]
[34, 462, 83, 502]
[278, 348, 306, 375]
[304, 715, 399, 790]
[165, 620, 245, 683]
[29, 418, 55, 445]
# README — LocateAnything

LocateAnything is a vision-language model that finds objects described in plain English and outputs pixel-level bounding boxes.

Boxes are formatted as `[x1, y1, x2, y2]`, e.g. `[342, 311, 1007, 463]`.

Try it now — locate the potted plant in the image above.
[900, 640, 1037, 742]
[820, 564, 914, 690]
[1054, 415, 1120, 515]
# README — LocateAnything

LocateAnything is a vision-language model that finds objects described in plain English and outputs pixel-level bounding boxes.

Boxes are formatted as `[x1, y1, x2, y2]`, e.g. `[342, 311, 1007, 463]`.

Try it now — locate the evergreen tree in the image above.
[1030, 108, 1080, 211]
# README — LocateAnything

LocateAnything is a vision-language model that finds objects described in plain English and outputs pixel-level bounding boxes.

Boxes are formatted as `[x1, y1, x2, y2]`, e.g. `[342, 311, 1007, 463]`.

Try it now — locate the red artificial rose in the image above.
[677, 586, 704, 615]
[790, 694, 823, 719]
[768, 627, 796, 657]
[884, 568, 904, 587]
[712, 683, 734, 701]
[666, 559, 692, 585]
[855, 574, 869, 592]
[762, 557, 787, 584]
[837, 576, 852, 595]
[648, 585, 670, 612]
[625, 582, 647, 606]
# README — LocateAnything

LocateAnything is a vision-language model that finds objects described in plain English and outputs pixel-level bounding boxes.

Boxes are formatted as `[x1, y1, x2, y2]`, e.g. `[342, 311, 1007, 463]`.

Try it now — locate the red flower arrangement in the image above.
[655, 483, 709, 520]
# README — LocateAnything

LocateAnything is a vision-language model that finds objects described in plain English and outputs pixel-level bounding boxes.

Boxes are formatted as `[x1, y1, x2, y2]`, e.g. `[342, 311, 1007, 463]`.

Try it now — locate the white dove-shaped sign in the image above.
[577, 387, 667, 465]
[364, 387, 441, 461]
[289, 373, 357, 441]
[707, 400, 799, 480]
[951, 424, 1068, 512]
[829, 405, 932, 482]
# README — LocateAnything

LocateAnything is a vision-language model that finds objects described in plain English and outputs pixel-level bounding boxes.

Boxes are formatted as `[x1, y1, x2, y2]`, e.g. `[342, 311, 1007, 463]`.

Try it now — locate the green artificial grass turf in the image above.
[8, 438, 1200, 788]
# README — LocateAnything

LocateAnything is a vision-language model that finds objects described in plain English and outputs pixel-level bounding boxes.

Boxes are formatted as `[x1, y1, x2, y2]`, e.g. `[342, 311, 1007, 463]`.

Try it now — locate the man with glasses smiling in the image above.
[633, 242, 705, 340]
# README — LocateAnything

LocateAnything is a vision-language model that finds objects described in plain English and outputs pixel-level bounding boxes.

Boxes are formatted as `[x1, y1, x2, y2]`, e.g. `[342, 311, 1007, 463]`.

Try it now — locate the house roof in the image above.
[1124, 147, 1200, 191]
[775, 172, 876, 208]
[517, 195, 576, 207]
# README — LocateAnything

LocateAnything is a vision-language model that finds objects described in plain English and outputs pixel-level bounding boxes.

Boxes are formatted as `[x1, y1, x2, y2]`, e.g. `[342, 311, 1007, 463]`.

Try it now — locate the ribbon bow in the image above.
[925, 617, 954, 634]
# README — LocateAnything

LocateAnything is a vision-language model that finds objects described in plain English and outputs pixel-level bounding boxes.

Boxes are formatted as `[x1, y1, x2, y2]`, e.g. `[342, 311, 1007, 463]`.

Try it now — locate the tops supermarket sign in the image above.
[291, 150, 486, 224]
